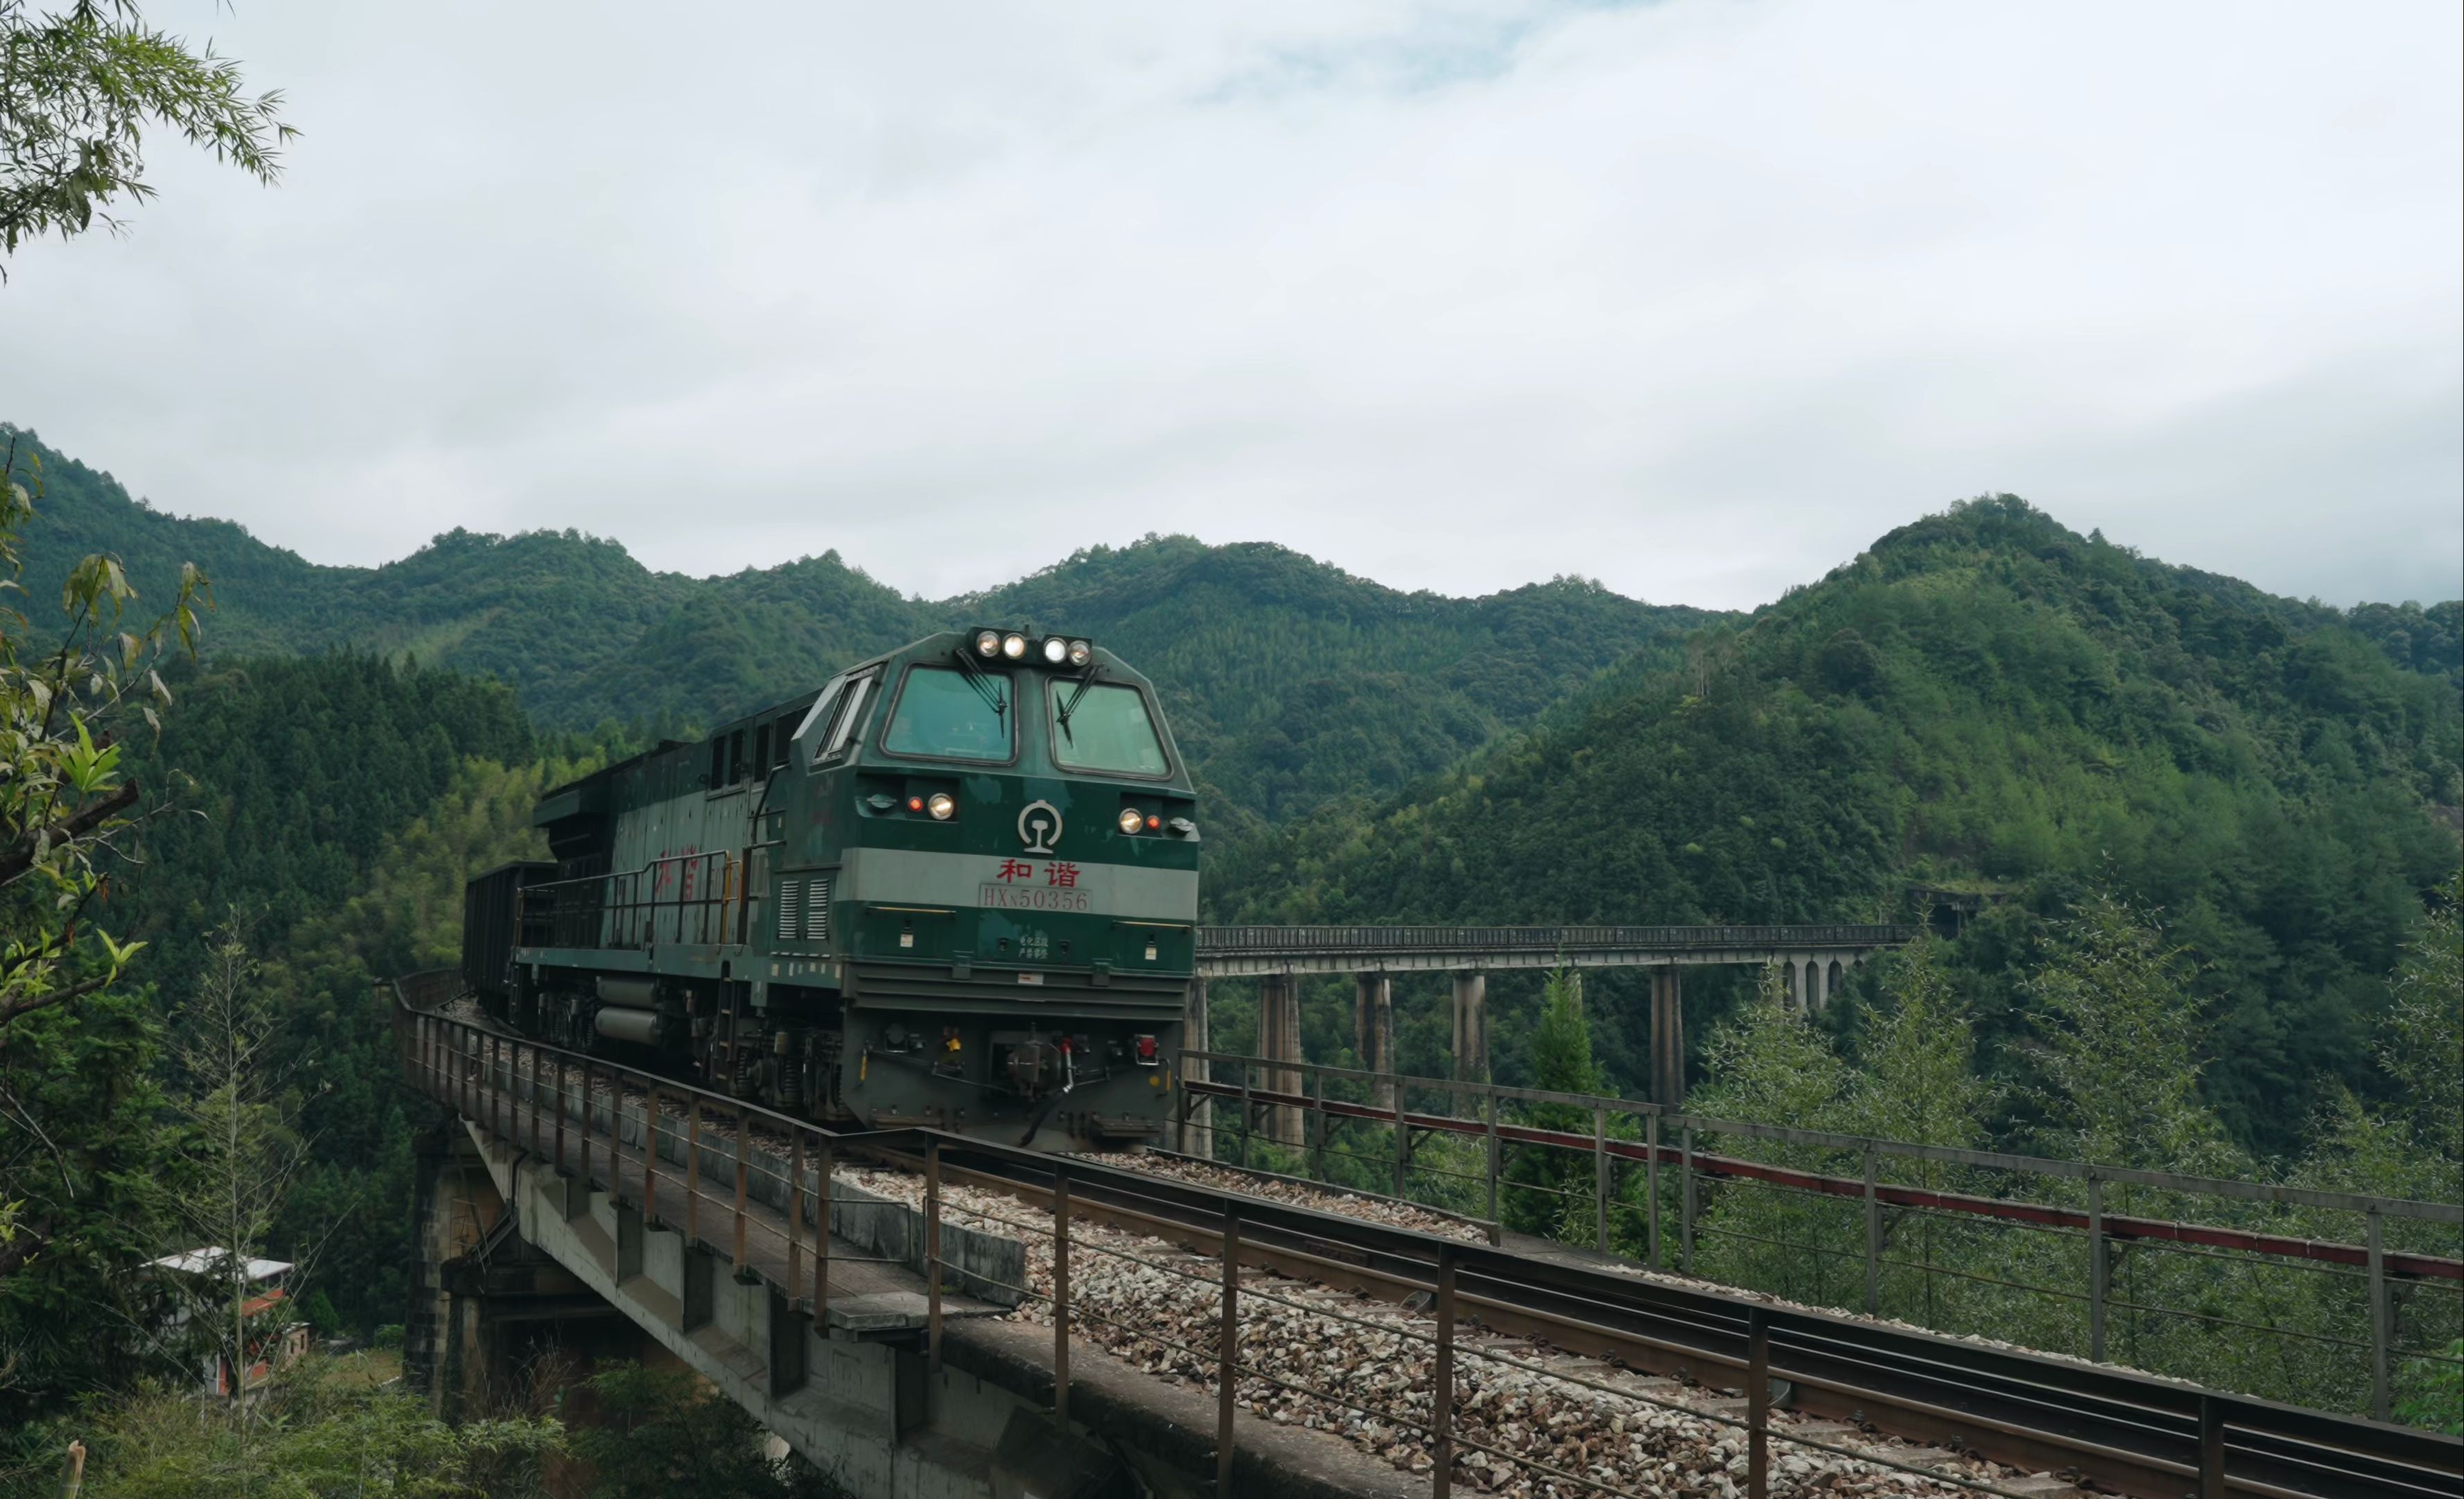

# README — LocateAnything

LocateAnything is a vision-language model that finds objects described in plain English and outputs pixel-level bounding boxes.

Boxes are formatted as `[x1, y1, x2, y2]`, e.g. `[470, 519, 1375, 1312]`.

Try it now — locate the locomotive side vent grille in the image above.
[806, 877, 831, 943]
[779, 879, 801, 942]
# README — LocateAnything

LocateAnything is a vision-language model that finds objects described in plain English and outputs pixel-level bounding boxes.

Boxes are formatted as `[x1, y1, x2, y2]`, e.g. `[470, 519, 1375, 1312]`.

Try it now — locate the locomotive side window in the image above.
[1048, 681, 1169, 776]
[883, 666, 1013, 763]
[819, 673, 877, 763]
[773, 715, 795, 768]
[753, 724, 771, 774]
[729, 729, 746, 783]
[797, 678, 846, 764]
[708, 738, 726, 787]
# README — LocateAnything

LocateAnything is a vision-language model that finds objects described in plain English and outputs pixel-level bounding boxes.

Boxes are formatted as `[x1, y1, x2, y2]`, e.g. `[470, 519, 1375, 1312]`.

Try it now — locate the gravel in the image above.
[840, 1160, 2041, 1498]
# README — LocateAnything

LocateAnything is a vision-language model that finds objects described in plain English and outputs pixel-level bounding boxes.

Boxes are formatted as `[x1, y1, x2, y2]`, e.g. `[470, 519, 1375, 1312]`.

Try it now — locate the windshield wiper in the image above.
[949, 647, 1008, 721]
[1055, 663, 1103, 745]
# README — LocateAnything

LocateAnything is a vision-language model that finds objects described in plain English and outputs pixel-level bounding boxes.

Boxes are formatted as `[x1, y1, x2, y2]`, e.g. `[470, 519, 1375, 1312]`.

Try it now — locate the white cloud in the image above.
[4, 0, 2457, 608]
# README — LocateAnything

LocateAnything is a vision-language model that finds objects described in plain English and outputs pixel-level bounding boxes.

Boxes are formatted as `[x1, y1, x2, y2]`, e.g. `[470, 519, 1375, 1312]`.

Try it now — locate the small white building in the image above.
[149, 1249, 310, 1396]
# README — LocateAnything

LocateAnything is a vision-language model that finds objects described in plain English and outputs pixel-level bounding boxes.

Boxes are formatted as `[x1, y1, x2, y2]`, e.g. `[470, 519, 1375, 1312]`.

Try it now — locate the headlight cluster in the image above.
[902, 793, 959, 820]
[973, 628, 1091, 668]
[1116, 807, 1164, 834]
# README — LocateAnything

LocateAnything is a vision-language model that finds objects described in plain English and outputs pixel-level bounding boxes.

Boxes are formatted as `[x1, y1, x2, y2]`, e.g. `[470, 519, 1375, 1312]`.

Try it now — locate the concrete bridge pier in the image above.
[1354, 972, 1394, 1109]
[1449, 970, 1488, 1106]
[1257, 974, 1306, 1147]
[408, 1124, 641, 1429]
[1649, 968, 1685, 1108]
[1787, 953, 1856, 1011]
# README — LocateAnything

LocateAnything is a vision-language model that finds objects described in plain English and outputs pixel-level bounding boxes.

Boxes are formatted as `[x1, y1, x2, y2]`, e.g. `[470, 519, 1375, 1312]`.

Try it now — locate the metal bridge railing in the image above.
[1196, 922, 1921, 956]
[1180, 1049, 2464, 1428]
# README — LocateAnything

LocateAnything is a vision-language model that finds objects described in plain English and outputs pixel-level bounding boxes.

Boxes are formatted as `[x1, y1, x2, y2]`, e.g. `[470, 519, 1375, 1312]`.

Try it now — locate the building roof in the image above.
[150, 1248, 293, 1282]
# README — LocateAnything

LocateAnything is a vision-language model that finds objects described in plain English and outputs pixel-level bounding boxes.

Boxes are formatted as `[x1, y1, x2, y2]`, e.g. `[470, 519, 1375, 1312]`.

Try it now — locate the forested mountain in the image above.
[6, 430, 2456, 1370]
[0, 654, 544, 1404]
[9, 427, 1704, 820]
[1207, 498, 2462, 1160]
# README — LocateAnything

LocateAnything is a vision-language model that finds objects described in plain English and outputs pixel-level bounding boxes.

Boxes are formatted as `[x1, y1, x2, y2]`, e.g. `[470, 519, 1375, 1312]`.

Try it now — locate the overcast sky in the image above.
[3, 0, 2457, 609]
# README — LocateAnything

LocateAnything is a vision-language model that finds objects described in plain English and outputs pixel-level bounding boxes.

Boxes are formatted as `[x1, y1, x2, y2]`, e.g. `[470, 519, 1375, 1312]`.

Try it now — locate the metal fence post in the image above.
[554, 1052, 567, 1167]
[643, 1084, 659, 1219]
[1748, 1307, 1770, 1499]
[1680, 1126, 1696, 1275]
[578, 1060, 592, 1184]
[2088, 1174, 2107, 1363]
[2368, 1208, 2390, 1421]
[815, 1140, 833, 1328]
[1054, 1168, 1071, 1427]
[1176, 1064, 1192, 1153]
[1593, 1106, 1609, 1254]
[1645, 1113, 1662, 1269]
[731, 1109, 749, 1272]
[2198, 1395, 2225, 1499]
[788, 1132, 805, 1289]
[926, 1140, 944, 1375]
[1431, 1244, 1456, 1499]
[1863, 1145, 1880, 1316]
[1484, 1086, 1501, 1226]
[1393, 1087, 1410, 1200]
[687, 1096, 703, 1242]
[489, 1033, 502, 1137]
[1239, 1067, 1253, 1170]
[1309, 1069, 1327, 1182]
[1218, 1205, 1241, 1497]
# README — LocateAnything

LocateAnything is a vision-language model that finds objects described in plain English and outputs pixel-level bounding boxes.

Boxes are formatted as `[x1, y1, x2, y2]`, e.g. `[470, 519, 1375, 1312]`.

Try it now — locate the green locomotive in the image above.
[461, 628, 1198, 1148]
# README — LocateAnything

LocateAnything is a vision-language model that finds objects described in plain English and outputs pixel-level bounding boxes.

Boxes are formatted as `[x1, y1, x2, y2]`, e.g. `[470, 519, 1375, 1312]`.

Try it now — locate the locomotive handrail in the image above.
[519, 847, 747, 951]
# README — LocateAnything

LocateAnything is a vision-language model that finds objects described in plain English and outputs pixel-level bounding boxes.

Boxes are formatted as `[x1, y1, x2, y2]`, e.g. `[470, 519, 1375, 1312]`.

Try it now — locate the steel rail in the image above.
[389, 976, 2458, 1499]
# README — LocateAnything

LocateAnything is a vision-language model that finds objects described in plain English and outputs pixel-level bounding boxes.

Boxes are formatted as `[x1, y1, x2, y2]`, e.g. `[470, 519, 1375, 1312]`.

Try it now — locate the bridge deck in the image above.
[432, 1044, 1006, 1337]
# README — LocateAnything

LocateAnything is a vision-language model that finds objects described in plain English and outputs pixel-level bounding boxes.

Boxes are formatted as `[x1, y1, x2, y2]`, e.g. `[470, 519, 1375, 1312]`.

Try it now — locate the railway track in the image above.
[400, 980, 2458, 1499]
[915, 1137, 2456, 1499]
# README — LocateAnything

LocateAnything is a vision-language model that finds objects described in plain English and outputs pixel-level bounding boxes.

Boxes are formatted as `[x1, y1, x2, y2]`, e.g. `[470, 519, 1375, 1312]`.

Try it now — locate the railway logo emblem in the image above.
[1018, 799, 1063, 854]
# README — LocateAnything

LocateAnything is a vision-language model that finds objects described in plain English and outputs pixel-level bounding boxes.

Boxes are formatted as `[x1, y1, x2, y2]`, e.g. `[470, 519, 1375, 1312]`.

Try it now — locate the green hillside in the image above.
[8, 427, 1703, 820]
[1210, 498, 2462, 1158]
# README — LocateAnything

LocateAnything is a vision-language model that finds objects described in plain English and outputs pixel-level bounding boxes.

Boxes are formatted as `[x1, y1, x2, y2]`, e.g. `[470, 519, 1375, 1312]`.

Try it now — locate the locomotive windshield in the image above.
[884, 665, 1013, 761]
[1048, 680, 1168, 775]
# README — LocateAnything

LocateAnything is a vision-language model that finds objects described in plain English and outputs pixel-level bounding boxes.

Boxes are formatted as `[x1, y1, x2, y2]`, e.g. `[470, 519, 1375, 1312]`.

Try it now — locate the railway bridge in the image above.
[391, 963, 2461, 1499]
[1188, 922, 1917, 1134]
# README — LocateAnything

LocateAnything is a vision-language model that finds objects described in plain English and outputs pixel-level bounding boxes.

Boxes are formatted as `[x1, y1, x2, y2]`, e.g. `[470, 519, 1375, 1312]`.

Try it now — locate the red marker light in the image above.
[906, 795, 924, 812]
[1144, 813, 1161, 830]
[1133, 1033, 1159, 1065]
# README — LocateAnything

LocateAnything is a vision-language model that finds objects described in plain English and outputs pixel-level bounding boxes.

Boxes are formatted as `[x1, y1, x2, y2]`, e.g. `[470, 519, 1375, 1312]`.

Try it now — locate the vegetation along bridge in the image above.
[392, 973, 2459, 1499]
[1190, 922, 1921, 1112]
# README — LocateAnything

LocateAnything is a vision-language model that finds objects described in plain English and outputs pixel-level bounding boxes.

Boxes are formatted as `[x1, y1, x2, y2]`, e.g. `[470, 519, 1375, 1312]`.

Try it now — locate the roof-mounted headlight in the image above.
[1041, 636, 1069, 665]
[1001, 632, 1027, 660]
[1067, 639, 1092, 668]
[974, 629, 1001, 658]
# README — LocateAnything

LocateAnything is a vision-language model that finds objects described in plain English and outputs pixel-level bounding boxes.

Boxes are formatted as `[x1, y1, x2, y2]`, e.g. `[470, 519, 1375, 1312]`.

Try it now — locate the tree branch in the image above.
[0, 777, 139, 890]
[0, 970, 114, 1033]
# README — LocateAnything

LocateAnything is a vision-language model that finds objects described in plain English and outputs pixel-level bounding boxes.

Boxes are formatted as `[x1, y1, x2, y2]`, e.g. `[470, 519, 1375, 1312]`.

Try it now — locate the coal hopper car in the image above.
[460, 628, 1199, 1149]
